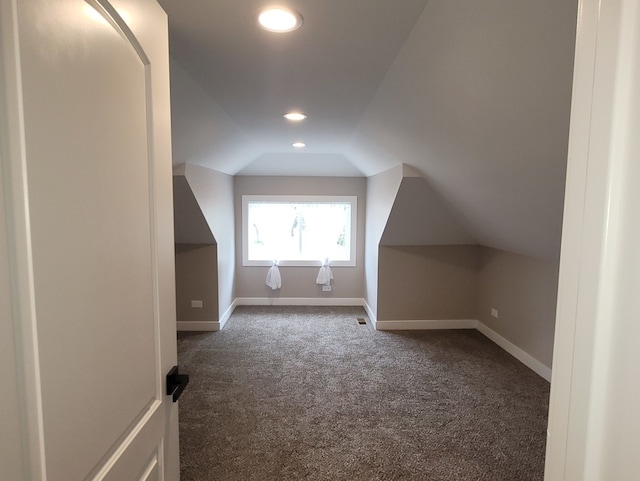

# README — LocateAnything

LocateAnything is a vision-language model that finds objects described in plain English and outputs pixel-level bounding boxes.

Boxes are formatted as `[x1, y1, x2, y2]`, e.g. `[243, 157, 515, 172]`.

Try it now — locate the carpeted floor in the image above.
[177, 306, 550, 481]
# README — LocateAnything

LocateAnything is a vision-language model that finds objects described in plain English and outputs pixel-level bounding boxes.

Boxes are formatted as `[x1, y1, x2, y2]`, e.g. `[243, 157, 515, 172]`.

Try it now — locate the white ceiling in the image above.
[160, 0, 578, 258]
[159, 0, 429, 176]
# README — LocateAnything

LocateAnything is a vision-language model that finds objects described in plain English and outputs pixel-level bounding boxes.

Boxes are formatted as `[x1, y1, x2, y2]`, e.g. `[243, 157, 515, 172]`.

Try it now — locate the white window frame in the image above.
[242, 195, 357, 267]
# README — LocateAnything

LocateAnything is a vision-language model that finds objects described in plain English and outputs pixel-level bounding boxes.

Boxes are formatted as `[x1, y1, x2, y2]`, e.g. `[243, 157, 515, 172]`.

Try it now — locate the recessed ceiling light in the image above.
[284, 112, 307, 121]
[292, 142, 306, 148]
[258, 7, 303, 33]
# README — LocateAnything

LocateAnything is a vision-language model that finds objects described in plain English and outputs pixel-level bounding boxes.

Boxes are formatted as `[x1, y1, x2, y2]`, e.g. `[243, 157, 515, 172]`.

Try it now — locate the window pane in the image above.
[246, 200, 352, 263]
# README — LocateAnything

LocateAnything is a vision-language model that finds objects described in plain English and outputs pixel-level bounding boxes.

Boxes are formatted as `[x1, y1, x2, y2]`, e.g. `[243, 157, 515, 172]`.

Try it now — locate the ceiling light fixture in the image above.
[284, 112, 307, 121]
[258, 7, 303, 33]
[292, 142, 306, 148]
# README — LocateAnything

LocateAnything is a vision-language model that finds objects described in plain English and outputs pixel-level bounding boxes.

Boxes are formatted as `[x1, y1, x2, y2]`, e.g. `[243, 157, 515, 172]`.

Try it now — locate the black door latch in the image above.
[166, 365, 189, 402]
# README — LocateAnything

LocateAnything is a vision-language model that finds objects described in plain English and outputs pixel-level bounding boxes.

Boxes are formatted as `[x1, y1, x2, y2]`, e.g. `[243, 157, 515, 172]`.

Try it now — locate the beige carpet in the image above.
[177, 306, 550, 480]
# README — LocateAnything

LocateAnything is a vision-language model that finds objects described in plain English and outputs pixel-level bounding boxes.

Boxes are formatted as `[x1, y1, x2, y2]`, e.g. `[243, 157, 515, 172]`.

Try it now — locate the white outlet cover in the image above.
[491, 308, 498, 318]
[191, 300, 203, 308]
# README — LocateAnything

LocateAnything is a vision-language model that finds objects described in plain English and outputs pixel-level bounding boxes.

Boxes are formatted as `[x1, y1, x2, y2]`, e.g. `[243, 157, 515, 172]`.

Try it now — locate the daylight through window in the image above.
[242, 195, 357, 266]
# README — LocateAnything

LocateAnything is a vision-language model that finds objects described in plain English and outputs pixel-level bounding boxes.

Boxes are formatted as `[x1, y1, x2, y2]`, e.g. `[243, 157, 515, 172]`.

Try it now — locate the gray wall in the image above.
[378, 245, 479, 321]
[234, 176, 366, 299]
[170, 60, 240, 321]
[477, 247, 559, 367]
[376, 243, 559, 370]
[181, 164, 236, 319]
[173, 176, 215, 244]
[175, 244, 218, 322]
[381, 177, 475, 246]
[364, 165, 403, 316]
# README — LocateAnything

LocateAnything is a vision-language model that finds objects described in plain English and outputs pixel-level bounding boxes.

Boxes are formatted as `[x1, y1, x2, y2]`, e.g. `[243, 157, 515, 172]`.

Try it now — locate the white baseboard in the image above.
[235, 297, 365, 307]
[362, 299, 377, 329]
[375, 319, 478, 330]
[176, 321, 218, 332]
[180, 298, 552, 381]
[219, 299, 238, 330]
[181, 298, 365, 332]
[372, 317, 551, 381]
[476, 322, 552, 381]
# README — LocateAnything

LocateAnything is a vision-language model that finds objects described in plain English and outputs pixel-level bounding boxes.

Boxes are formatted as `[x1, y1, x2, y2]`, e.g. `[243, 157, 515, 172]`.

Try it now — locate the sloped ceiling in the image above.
[159, 0, 578, 259]
[350, 0, 578, 258]
[160, 0, 429, 175]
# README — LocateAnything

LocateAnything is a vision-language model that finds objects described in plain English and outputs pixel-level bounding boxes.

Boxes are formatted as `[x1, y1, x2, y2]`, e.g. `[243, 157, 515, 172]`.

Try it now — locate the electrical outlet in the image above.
[322, 285, 332, 292]
[491, 308, 498, 318]
[191, 300, 203, 308]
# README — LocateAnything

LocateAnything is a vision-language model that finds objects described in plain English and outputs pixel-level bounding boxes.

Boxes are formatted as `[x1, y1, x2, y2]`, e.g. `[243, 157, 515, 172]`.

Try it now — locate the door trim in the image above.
[0, 0, 47, 478]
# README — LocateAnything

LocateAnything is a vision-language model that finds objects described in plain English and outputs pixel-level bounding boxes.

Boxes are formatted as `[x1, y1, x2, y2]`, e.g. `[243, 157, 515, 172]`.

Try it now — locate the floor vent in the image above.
[357, 318, 367, 325]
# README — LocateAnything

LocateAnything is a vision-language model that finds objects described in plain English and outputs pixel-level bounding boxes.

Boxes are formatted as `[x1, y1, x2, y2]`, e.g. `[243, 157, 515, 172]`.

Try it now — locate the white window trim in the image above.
[242, 195, 357, 267]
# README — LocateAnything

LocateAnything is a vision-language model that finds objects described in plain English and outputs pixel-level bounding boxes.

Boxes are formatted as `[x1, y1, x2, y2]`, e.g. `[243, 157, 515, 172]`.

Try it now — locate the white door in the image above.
[0, 0, 180, 480]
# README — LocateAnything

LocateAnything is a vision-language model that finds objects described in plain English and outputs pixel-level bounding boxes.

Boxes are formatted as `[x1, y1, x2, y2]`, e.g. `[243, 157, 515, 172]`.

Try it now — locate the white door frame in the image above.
[545, 0, 640, 479]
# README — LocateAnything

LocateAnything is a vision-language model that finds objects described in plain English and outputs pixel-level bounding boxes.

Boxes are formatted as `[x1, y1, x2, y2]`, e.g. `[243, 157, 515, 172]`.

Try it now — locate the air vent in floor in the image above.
[356, 318, 367, 325]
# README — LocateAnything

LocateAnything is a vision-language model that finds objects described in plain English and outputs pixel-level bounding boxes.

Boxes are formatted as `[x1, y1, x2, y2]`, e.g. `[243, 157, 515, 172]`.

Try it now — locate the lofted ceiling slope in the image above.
[350, 0, 578, 258]
[160, 0, 578, 259]
[160, 0, 429, 175]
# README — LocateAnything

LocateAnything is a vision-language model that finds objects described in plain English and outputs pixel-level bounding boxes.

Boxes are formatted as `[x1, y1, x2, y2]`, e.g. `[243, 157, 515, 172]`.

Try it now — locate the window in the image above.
[242, 195, 357, 266]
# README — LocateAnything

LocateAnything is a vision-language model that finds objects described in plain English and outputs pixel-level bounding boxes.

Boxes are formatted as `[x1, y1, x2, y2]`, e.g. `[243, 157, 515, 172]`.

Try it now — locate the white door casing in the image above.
[545, 0, 640, 479]
[0, 0, 179, 480]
